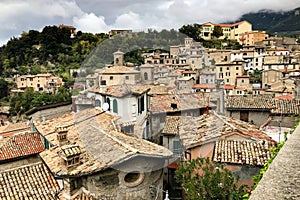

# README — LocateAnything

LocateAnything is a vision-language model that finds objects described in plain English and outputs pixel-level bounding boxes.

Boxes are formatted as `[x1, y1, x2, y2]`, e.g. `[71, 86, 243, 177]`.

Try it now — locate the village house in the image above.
[34, 108, 172, 200]
[88, 84, 151, 138]
[169, 37, 209, 69]
[98, 50, 141, 92]
[0, 130, 58, 199]
[216, 60, 245, 86]
[225, 94, 274, 127]
[239, 30, 268, 46]
[208, 49, 231, 64]
[149, 92, 213, 141]
[262, 69, 282, 88]
[200, 21, 252, 43]
[199, 65, 216, 84]
[192, 83, 217, 93]
[16, 73, 63, 93]
[161, 111, 276, 192]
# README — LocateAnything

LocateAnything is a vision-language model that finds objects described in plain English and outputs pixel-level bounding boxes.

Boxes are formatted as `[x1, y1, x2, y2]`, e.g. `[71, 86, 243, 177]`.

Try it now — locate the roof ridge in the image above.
[90, 125, 139, 153]
[1, 161, 43, 172]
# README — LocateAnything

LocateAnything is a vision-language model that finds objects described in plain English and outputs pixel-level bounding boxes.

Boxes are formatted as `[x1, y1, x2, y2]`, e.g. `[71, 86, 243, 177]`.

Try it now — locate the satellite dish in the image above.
[102, 102, 109, 111]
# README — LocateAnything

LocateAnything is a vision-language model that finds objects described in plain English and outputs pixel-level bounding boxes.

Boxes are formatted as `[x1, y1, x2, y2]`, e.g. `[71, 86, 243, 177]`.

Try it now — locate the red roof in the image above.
[0, 132, 45, 161]
[223, 84, 235, 89]
[167, 162, 179, 169]
[193, 84, 216, 89]
[274, 94, 294, 100]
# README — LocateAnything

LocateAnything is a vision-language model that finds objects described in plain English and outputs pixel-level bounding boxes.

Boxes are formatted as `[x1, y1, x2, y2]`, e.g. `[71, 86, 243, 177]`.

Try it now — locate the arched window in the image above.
[106, 98, 110, 111]
[95, 99, 101, 107]
[144, 72, 148, 80]
[113, 99, 118, 114]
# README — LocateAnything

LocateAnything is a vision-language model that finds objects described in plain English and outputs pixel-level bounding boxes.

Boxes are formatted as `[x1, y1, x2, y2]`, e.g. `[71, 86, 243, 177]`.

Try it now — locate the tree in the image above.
[179, 23, 202, 41]
[212, 26, 223, 39]
[175, 157, 246, 200]
[0, 79, 9, 99]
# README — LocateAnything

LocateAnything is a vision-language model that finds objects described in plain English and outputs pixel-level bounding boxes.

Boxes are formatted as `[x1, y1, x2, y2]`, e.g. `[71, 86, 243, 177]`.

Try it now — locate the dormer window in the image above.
[61, 144, 81, 168]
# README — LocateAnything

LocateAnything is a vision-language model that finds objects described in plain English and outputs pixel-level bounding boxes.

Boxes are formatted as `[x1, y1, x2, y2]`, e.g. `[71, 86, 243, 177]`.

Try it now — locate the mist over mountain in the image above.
[235, 7, 300, 34]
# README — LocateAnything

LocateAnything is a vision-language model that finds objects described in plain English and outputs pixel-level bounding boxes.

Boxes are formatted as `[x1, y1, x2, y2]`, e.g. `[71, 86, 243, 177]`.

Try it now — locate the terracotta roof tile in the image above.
[177, 111, 276, 148]
[150, 93, 210, 114]
[101, 84, 150, 97]
[213, 140, 274, 166]
[0, 162, 60, 199]
[37, 108, 172, 176]
[162, 116, 181, 135]
[0, 132, 45, 161]
[271, 99, 300, 115]
[226, 95, 274, 110]
[193, 84, 216, 89]
[103, 66, 139, 74]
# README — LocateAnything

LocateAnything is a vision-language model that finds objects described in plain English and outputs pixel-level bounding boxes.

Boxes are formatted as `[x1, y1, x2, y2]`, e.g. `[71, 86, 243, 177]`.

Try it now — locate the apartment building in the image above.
[240, 31, 268, 46]
[216, 60, 244, 85]
[200, 21, 252, 43]
[16, 73, 63, 93]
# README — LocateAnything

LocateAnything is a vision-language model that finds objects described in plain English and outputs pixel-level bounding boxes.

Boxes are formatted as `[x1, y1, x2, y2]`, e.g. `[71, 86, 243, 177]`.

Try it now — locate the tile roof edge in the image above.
[1, 161, 44, 173]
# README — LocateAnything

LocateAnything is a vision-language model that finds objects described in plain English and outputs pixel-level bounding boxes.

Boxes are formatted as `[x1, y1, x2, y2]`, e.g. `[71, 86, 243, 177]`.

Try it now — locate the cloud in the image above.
[73, 13, 109, 33]
[0, 0, 299, 46]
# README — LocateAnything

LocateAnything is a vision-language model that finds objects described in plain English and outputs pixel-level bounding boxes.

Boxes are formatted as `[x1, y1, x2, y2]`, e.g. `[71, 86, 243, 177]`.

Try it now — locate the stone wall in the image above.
[249, 124, 300, 199]
[29, 104, 72, 122]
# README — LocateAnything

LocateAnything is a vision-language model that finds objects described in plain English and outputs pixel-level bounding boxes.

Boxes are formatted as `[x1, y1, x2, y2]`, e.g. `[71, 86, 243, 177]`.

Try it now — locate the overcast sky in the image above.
[0, 0, 299, 45]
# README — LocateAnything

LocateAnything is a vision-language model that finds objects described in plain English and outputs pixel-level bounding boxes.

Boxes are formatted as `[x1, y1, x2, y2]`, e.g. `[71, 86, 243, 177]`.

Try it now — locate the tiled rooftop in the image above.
[101, 84, 150, 97]
[213, 140, 274, 166]
[0, 162, 60, 200]
[271, 99, 300, 115]
[192, 84, 216, 89]
[162, 116, 181, 135]
[150, 93, 210, 114]
[102, 65, 139, 74]
[0, 132, 44, 161]
[167, 111, 276, 149]
[0, 122, 31, 136]
[226, 94, 274, 110]
[37, 108, 172, 176]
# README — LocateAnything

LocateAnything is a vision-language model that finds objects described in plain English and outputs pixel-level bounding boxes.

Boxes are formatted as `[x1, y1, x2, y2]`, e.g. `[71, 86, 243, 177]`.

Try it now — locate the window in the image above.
[220, 67, 222, 72]
[236, 67, 239, 70]
[226, 67, 229, 70]
[110, 76, 113, 80]
[125, 76, 129, 80]
[21, 78, 24, 81]
[101, 80, 106, 85]
[113, 99, 118, 114]
[95, 99, 101, 107]
[106, 98, 110, 111]
[173, 140, 182, 156]
[138, 95, 145, 114]
[144, 72, 148, 80]
[226, 79, 230, 83]
[225, 72, 230, 76]
[241, 79, 244, 83]
[29, 78, 33, 81]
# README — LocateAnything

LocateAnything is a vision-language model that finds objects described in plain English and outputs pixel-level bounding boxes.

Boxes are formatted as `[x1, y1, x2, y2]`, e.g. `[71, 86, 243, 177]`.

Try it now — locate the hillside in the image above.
[237, 7, 300, 34]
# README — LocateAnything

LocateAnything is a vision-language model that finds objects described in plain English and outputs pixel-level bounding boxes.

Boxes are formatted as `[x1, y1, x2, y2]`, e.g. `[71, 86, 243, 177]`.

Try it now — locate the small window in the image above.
[110, 76, 113, 80]
[236, 67, 239, 70]
[125, 76, 129, 80]
[144, 72, 148, 80]
[113, 99, 118, 114]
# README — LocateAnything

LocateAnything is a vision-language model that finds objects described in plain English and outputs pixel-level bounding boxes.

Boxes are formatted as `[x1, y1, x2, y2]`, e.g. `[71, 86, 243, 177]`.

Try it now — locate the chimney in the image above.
[56, 125, 69, 145]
